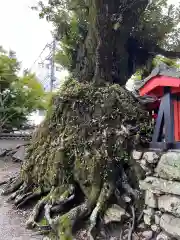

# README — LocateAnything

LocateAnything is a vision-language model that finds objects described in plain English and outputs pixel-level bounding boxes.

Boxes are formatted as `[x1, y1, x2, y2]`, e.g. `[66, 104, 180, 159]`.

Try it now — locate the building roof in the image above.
[135, 63, 180, 91]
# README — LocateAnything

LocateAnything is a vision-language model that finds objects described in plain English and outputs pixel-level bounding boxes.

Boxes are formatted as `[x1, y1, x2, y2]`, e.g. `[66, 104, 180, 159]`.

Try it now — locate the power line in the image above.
[29, 42, 53, 71]
[50, 39, 56, 92]
[29, 37, 59, 92]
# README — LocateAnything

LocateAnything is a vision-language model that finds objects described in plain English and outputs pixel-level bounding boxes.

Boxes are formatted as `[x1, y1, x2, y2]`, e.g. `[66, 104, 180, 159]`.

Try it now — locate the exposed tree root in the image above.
[0, 180, 8, 186]
[16, 191, 42, 208]
[51, 193, 75, 213]
[87, 182, 115, 239]
[128, 206, 135, 240]
[2, 177, 23, 195]
[26, 193, 50, 229]
[45, 200, 91, 239]
[3, 82, 152, 239]
[121, 169, 139, 199]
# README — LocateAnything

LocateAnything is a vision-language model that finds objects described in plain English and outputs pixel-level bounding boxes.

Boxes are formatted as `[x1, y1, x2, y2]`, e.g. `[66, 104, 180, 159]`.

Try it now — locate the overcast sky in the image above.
[0, 0, 179, 73]
[0, 0, 52, 71]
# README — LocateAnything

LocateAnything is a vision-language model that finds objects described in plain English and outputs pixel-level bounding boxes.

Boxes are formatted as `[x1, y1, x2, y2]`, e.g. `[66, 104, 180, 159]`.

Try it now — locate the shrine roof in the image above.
[135, 63, 180, 91]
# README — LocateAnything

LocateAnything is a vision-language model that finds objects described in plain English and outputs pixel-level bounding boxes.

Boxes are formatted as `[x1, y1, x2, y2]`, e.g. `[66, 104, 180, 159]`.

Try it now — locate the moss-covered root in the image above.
[7, 182, 27, 202]
[51, 185, 75, 213]
[26, 194, 50, 229]
[26, 186, 75, 231]
[87, 182, 115, 240]
[2, 177, 23, 195]
[46, 201, 90, 240]
[15, 190, 43, 208]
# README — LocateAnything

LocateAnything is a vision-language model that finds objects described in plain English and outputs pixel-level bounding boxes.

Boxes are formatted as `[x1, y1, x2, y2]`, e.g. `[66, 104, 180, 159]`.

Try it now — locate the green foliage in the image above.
[34, 0, 180, 73]
[33, 0, 88, 71]
[133, 0, 180, 50]
[152, 56, 180, 68]
[0, 47, 20, 91]
[132, 55, 180, 82]
[0, 48, 46, 131]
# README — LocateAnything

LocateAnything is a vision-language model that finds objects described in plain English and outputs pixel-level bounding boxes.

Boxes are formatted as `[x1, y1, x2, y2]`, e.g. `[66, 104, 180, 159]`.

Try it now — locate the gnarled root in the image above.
[2, 177, 23, 195]
[51, 185, 75, 213]
[26, 185, 75, 231]
[45, 201, 90, 239]
[87, 181, 115, 240]
[128, 205, 135, 240]
[7, 184, 27, 202]
[0, 180, 8, 186]
[26, 193, 50, 229]
[16, 191, 42, 208]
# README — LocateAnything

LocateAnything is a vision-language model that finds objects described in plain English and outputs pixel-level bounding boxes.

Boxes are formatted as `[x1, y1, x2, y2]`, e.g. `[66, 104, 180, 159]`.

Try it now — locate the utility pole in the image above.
[50, 38, 56, 92]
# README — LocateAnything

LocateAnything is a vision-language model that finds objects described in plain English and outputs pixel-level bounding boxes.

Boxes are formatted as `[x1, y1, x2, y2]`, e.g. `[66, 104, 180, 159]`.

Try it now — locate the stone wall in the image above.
[135, 150, 180, 240]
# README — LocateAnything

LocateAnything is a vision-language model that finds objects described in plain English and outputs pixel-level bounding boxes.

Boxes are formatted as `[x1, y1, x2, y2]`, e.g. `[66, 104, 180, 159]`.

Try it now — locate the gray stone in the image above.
[143, 151, 160, 164]
[122, 194, 131, 203]
[144, 214, 153, 225]
[141, 159, 147, 166]
[160, 213, 180, 239]
[104, 204, 129, 224]
[145, 190, 158, 208]
[142, 230, 153, 239]
[156, 232, 171, 240]
[140, 177, 180, 195]
[138, 222, 146, 230]
[132, 150, 143, 160]
[151, 224, 161, 233]
[156, 152, 180, 181]
[158, 195, 180, 217]
[140, 160, 152, 173]
[146, 170, 153, 176]
[143, 207, 155, 216]
[155, 214, 161, 225]
[12, 146, 26, 161]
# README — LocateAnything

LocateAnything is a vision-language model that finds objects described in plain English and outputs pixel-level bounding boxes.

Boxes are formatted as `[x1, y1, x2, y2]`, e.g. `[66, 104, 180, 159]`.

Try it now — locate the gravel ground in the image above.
[0, 148, 43, 240]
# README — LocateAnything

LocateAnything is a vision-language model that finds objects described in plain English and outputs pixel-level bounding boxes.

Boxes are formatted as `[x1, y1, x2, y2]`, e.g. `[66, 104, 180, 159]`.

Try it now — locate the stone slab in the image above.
[156, 152, 180, 181]
[140, 177, 180, 195]
[158, 195, 180, 217]
[104, 204, 129, 224]
[160, 213, 180, 240]
[145, 190, 158, 208]
[143, 151, 160, 164]
[12, 146, 26, 161]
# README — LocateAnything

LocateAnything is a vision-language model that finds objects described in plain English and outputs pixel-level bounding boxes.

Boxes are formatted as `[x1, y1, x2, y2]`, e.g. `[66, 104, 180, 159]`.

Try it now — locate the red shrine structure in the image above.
[138, 68, 180, 150]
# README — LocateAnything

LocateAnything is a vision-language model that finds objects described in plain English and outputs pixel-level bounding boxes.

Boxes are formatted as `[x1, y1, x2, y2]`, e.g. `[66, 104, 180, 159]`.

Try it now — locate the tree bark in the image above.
[77, 0, 149, 85]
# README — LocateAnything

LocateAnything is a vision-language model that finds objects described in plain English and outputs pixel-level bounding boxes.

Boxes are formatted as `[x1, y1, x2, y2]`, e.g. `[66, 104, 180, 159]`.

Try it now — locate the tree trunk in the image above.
[77, 0, 149, 85]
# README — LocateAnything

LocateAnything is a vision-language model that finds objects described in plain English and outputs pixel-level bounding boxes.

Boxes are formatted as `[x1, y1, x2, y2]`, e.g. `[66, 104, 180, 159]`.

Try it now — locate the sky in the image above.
[0, 0, 52, 71]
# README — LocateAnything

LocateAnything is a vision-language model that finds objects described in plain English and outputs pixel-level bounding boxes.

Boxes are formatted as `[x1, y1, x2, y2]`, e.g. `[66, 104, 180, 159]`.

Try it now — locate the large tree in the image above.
[3, 1, 180, 240]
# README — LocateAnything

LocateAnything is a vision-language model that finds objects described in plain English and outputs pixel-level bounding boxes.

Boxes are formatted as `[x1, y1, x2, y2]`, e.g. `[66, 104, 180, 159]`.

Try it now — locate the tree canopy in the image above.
[34, 0, 180, 84]
[0, 48, 46, 131]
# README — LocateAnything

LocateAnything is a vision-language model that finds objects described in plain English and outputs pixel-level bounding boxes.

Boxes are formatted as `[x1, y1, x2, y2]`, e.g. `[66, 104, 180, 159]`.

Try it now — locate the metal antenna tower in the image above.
[50, 38, 56, 92]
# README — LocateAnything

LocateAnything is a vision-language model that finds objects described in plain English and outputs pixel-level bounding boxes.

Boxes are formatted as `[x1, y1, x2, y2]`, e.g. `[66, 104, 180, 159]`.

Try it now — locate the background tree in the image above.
[0, 48, 46, 131]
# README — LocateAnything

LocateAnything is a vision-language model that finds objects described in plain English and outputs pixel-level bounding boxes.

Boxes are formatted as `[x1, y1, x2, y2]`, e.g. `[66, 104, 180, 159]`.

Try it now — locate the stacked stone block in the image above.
[135, 150, 180, 240]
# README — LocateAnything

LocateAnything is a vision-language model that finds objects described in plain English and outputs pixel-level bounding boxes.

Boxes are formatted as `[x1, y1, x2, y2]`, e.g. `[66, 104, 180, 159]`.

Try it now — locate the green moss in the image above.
[38, 217, 48, 226]
[58, 214, 73, 240]
[21, 80, 151, 206]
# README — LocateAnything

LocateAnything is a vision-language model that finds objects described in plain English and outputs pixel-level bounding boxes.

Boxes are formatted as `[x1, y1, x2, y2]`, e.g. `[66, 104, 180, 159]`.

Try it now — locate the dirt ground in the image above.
[0, 139, 43, 240]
